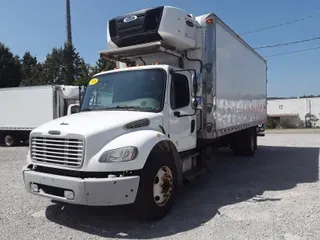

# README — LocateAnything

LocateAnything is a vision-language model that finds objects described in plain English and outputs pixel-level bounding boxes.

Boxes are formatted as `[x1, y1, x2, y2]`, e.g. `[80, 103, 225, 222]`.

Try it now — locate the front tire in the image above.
[133, 147, 177, 221]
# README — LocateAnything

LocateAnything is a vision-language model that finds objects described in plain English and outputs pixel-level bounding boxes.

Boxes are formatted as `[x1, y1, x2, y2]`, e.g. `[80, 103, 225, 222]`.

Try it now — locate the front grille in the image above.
[31, 137, 84, 168]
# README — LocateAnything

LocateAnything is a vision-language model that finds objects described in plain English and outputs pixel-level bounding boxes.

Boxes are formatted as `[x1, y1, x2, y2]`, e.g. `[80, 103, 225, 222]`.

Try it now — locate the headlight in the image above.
[98, 146, 138, 163]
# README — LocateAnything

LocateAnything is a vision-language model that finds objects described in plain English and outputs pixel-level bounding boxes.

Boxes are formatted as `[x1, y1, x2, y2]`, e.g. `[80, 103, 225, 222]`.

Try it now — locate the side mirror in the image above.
[67, 104, 80, 115]
[193, 99, 198, 108]
[78, 85, 86, 104]
[192, 74, 198, 96]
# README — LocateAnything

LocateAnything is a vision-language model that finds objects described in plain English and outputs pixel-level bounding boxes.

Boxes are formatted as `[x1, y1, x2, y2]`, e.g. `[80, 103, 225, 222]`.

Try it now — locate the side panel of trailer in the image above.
[0, 86, 56, 130]
[214, 20, 267, 135]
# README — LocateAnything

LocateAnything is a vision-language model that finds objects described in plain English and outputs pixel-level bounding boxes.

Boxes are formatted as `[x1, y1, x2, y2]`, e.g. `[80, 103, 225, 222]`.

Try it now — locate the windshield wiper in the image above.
[104, 105, 141, 111]
[82, 105, 154, 112]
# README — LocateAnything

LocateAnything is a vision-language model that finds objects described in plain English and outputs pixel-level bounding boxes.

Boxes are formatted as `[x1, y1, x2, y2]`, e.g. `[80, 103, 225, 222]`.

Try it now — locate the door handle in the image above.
[174, 111, 181, 117]
[191, 120, 195, 133]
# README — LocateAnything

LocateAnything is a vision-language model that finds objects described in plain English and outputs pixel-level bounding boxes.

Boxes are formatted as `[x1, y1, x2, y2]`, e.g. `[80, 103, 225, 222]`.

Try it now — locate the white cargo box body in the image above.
[197, 15, 267, 138]
[215, 21, 267, 131]
[0, 86, 68, 131]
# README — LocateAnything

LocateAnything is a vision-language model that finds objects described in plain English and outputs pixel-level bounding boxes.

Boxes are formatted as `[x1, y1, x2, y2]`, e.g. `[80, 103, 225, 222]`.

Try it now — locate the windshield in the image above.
[81, 68, 166, 112]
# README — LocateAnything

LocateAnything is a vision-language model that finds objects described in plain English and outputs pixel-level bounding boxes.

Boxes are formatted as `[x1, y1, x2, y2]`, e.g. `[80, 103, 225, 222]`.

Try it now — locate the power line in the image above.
[263, 46, 320, 58]
[240, 12, 320, 35]
[254, 36, 320, 49]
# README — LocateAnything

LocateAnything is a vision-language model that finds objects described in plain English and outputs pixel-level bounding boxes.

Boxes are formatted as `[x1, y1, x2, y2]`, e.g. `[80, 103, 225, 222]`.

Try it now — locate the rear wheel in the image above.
[244, 131, 255, 156]
[133, 148, 177, 221]
[254, 131, 258, 150]
[232, 128, 256, 157]
[4, 134, 16, 147]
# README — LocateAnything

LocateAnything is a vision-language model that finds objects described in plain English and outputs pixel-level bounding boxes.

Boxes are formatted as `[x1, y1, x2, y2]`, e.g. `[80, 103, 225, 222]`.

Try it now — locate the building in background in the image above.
[267, 97, 320, 128]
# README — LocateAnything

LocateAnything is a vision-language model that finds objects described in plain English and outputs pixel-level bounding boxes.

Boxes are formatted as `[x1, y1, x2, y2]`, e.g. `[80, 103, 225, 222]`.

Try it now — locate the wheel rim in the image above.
[5, 136, 13, 145]
[153, 166, 173, 207]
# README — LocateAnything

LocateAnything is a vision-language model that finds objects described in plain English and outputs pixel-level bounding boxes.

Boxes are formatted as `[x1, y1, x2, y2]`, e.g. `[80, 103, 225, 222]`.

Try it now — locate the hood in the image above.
[32, 111, 163, 138]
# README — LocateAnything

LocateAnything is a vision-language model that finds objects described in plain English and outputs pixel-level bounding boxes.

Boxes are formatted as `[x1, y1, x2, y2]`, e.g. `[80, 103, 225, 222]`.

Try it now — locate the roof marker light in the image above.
[206, 18, 214, 24]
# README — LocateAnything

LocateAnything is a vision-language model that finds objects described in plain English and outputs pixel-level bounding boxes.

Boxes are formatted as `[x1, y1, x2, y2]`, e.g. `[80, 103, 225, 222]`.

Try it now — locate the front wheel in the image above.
[133, 149, 177, 221]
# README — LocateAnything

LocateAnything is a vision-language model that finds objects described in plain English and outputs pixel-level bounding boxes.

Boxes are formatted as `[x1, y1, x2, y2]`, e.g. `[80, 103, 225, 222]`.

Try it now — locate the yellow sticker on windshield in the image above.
[89, 78, 99, 85]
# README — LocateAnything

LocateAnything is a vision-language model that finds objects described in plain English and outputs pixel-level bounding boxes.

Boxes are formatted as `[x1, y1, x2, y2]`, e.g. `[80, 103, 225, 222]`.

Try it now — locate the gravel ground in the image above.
[265, 129, 320, 134]
[0, 132, 319, 240]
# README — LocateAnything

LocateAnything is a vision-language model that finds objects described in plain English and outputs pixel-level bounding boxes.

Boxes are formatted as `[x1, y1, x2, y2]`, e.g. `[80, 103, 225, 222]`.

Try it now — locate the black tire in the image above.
[133, 147, 178, 221]
[232, 145, 243, 156]
[4, 134, 16, 147]
[232, 128, 256, 157]
[242, 129, 256, 156]
[254, 131, 258, 150]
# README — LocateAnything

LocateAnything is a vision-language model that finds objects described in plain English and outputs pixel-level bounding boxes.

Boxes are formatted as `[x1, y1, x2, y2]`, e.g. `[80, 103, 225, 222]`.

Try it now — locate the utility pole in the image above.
[66, 0, 74, 85]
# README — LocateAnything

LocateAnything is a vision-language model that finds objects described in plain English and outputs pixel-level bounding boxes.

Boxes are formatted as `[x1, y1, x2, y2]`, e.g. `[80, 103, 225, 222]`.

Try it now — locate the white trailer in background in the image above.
[0, 85, 80, 146]
[23, 6, 267, 220]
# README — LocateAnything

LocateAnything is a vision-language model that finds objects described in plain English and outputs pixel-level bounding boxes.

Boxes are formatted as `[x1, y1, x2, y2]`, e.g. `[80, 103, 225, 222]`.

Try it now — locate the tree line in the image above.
[0, 42, 115, 88]
[2, 41, 319, 99]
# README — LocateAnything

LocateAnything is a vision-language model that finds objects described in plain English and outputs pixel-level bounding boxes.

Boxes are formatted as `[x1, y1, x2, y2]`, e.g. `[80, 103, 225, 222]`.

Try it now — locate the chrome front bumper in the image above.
[22, 166, 140, 206]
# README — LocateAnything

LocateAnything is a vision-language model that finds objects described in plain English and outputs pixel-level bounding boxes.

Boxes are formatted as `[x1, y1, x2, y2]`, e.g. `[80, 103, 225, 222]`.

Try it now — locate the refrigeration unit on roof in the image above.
[107, 6, 197, 52]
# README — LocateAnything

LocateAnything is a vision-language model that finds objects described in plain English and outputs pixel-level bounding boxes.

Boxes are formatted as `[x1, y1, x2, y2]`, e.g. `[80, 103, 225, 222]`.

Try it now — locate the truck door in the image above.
[169, 72, 197, 152]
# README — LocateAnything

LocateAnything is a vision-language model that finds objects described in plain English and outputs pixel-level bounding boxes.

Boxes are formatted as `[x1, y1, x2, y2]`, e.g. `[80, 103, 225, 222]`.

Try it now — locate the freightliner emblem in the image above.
[123, 15, 137, 23]
[48, 130, 61, 135]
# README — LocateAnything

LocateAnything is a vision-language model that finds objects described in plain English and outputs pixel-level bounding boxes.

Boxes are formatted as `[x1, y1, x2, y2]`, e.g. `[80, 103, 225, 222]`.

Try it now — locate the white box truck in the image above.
[22, 6, 267, 220]
[0, 85, 80, 146]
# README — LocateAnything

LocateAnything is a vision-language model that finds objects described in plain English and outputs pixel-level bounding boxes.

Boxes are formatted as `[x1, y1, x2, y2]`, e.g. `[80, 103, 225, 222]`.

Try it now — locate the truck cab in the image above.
[23, 63, 201, 219]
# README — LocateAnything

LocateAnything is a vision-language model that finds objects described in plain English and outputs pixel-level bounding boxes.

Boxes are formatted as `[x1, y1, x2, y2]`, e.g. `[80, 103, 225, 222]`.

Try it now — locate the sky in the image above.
[0, 0, 319, 97]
